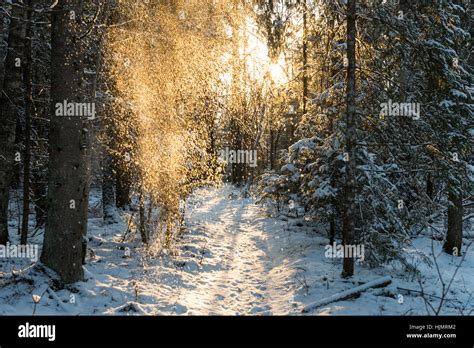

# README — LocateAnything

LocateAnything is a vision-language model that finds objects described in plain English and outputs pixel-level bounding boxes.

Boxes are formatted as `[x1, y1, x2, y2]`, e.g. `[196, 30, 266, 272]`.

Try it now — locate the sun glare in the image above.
[242, 17, 289, 87]
[269, 58, 288, 86]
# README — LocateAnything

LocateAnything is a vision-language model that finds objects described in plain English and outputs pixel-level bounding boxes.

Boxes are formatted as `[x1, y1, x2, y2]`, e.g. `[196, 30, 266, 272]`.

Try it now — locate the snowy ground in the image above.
[0, 185, 473, 315]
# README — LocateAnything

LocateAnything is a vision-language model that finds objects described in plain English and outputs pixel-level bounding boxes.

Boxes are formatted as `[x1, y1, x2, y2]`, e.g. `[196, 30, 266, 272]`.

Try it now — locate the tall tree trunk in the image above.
[231, 126, 245, 186]
[443, 189, 463, 256]
[329, 175, 336, 245]
[115, 166, 131, 209]
[41, 0, 90, 283]
[342, 0, 357, 277]
[32, 169, 47, 228]
[440, 0, 469, 257]
[139, 190, 148, 244]
[0, 2, 6, 85]
[245, 105, 265, 191]
[30, 0, 51, 229]
[102, 151, 119, 223]
[269, 129, 275, 170]
[426, 173, 434, 199]
[302, 0, 308, 115]
[0, 0, 27, 245]
[89, 1, 116, 223]
[229, 24, 245, 187]
[20, 0, 33, 245]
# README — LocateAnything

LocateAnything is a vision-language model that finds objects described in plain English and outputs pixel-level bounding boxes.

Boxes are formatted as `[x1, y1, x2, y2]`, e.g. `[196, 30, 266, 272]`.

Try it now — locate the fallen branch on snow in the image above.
[302, 276, 392, 313]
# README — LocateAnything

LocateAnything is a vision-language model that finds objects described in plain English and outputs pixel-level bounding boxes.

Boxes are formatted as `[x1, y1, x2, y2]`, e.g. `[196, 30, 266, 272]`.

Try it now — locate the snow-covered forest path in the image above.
[143, 186, 298, 315]
[106, 185, 473, 316]
[0, 186, 304, 315]
[2, 185, 472, 316]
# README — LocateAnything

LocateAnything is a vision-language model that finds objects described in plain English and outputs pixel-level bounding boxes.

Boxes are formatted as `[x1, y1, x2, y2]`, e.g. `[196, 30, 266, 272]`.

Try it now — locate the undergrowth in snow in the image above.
[0, 185, 473, 315]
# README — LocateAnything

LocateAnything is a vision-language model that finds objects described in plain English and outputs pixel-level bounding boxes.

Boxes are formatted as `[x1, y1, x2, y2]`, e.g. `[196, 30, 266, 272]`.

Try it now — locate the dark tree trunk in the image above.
[230, 118, 245, 186]
[41, 0, 91, 283]
[102, 151, 119, 223]
[139, 190, 148, 244]
[269, 129, 275, 170]
[342, 0, 357, 278]
[30, 0, 50, 229]
[0, 0, 27, 245]
[329, 216, 336, 245]
[0, 2, 5, 85]
[12, 119, 23, 190]
[20, 0, 33, 245]
[31, 76, 49, 227]
[302, 0, 308, 115]
[32, 171, 47, 228]
[426, 173, 434, 200]
[443, 190, 463, 256]
[115, 166, 131, 209]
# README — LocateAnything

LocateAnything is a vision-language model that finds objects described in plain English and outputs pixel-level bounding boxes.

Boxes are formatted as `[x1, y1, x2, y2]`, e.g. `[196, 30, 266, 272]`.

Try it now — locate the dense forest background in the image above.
[0, 0, 472, 314]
